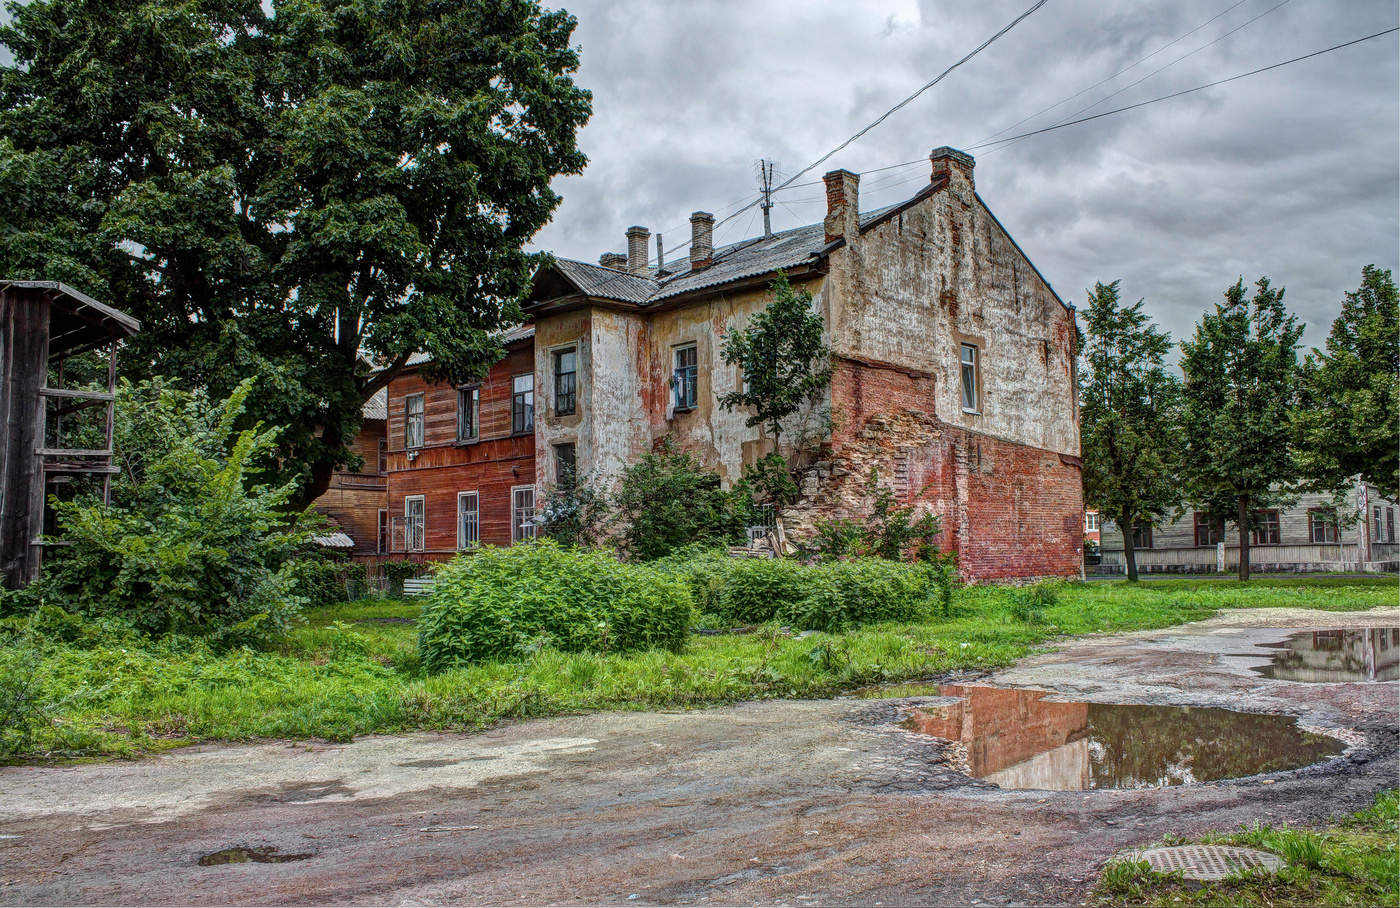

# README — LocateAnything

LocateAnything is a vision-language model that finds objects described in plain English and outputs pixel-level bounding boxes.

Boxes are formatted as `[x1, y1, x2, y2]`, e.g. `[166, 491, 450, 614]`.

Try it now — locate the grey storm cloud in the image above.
[532, 0, 1400, 353]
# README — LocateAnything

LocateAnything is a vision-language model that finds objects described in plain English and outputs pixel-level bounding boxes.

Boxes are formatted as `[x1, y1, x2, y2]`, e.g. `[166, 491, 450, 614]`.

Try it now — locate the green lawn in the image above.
[4, 575, 1395, 762]
[1092, 789, 1399, 907]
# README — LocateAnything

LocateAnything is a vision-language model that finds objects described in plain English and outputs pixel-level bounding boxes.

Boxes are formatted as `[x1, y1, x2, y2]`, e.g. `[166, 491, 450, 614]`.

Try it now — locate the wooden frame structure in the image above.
[1, 280, 139, 589]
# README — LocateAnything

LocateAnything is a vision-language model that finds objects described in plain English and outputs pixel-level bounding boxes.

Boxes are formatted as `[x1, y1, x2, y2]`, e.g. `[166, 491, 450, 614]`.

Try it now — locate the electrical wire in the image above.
[970, 25, 1398, 151]
[973, 0, 1254, 146]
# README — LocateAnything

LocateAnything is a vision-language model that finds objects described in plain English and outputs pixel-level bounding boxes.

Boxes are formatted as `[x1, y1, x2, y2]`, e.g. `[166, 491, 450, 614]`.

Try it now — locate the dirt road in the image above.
[3, 607, 1396, 906]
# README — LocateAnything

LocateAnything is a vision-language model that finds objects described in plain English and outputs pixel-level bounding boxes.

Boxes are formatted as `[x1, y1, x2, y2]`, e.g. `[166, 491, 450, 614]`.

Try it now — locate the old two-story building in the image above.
[523, 146, 1082, 580]
[338, 147, 1084, 580]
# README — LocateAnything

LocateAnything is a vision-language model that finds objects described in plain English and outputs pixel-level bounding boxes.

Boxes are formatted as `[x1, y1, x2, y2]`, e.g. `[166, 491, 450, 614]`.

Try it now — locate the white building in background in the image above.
[1097, 479, 1399, 574]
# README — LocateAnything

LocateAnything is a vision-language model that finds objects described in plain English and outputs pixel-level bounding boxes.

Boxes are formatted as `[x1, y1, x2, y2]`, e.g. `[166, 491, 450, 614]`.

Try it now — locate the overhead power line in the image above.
[973, 0, 1253, 146]
[970, 26, 1399, 150]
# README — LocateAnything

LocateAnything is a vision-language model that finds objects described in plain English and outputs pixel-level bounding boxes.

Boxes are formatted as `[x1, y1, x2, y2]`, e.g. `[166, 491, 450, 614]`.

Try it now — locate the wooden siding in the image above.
[385, 340, 536, 552]
[311, 418, 387, 553]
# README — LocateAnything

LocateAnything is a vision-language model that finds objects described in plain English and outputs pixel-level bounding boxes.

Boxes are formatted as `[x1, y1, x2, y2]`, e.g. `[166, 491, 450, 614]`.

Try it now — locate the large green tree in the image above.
[1180, 277, 1303, 581]
[0, 0, 591, 505]
[1293, 265, 1399, 500]
[1078, 281, 1181, 582]
[716, 272, 831, 446]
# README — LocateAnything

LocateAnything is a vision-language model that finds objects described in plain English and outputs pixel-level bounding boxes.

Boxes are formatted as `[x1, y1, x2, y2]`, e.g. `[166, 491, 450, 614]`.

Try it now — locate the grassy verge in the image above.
[4, 575, 1394, 762]
[1092, 789, 1399, 907]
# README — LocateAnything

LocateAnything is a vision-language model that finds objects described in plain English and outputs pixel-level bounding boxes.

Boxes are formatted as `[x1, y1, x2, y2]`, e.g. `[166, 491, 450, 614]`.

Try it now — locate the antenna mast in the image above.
[757, 159, 775, 238]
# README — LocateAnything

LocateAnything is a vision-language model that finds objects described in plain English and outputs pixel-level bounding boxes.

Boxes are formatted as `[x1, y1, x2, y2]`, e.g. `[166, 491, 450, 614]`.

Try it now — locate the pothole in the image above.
[197, 846, 313, 866]
[1247, 627, 1399, 682]
[897, 685, 1343, 790]
[1132, 844, 1284, 880]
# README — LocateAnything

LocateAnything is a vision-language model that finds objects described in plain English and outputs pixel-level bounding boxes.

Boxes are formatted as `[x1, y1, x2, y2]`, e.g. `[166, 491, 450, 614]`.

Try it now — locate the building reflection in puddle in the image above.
[1251, 628, 1400, 683]
[899, 685, 1343, 791]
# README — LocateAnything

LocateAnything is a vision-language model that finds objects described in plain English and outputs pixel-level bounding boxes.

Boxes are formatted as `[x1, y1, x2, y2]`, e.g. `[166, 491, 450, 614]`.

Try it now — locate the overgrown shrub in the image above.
[808, 467, 945, 562]
[289, 556, 349, 608]
[381, 560, 423, 596]
[534, 478, 611, 547]
[0, 637, 48, 759]
[788, 559, 941, 631]
[30, 379, 308, 648]
[658, 552, 950, 632]
[417, 540, 692, 670]
[613, 440, 751, 560]
[1009, 581, 1062, 624]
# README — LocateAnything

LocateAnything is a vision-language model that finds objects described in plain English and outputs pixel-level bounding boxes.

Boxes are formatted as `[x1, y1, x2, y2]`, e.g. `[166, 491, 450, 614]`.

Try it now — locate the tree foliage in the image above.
[1078, 280, 1182, 582]
[1180, 277, 1302, 581]
[612, 440, 752, 561]
[1293, 265, 1399, 500]
[717, 272, 831, 445]
[30, 379, 311, 646]
[0, 0, 591, 505]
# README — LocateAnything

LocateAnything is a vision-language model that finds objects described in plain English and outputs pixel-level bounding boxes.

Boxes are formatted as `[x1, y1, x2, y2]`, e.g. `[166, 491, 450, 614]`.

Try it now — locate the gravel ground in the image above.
[1, 606, 1396, 906]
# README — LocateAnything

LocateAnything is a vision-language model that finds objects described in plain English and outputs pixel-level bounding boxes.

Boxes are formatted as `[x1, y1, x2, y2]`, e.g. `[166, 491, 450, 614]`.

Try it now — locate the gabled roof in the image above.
[361, 388, 387, 421]
[527, 202, 905, 311]
[402, 323, 535, 368]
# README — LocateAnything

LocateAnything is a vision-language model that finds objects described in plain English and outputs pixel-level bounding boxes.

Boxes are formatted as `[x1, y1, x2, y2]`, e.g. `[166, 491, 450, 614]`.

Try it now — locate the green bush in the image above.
[1009, 580, 1062, 624]
[289, 556, 349, 608]
[30, 379, 308, 648]
[381, 560, 423, 596]
[613, 439, 752, 560]
[0, 637, 49, 758]
[417, 541, 692, 671]
[790, 559, 939, 631]
[657, 552, 950, 632]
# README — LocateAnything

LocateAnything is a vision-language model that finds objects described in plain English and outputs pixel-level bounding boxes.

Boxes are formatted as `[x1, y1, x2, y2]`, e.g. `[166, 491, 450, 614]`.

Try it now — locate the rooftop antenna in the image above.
[757, 159, 776, 238]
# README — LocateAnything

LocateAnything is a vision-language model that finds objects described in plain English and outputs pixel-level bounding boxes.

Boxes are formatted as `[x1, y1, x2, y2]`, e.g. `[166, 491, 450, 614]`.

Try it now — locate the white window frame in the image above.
[404, 495, 426, 552]
[1084, 512, 1098, 532]
[960, 343, 980, 413]
[456, 385, 480, 443]
[404, 393, 425, 449]
[511, 373, 535, 434]
[511, 484, 536, 543]
[377, 508, 389, 554]
[457, 491, 479, 550]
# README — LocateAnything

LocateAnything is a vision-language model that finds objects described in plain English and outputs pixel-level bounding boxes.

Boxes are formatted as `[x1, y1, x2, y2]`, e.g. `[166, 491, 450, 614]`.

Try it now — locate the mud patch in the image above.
[198, 846, 313, 866]
[1248, 627, 1400, 682]
[898, 685, 1343, 790]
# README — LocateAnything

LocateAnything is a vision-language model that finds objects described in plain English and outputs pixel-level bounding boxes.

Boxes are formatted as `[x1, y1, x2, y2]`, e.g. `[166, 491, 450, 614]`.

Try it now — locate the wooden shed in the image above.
[1, 280, 139, 589]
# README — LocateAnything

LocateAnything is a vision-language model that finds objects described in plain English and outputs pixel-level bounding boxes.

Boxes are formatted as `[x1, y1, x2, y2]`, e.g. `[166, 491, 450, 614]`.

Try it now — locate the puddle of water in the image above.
[1248, 628, 1399, 682]
[898, 685, 1343, 791]
[197, 846, 313, 866]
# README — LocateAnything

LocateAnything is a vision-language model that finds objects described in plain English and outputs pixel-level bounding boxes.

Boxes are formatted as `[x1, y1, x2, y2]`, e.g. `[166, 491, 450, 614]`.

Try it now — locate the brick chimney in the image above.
[689, 211, 714, 269]
[626, 226, 650, 273]
[930, 146, 975, 190]
[599, 252, 627, 270]
[823, 169, 860, 245]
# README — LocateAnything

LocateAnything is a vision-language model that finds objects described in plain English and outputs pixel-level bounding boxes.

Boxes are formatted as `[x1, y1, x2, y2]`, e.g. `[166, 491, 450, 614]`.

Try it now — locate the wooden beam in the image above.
[39, 387, 115, 401]
[34, 447, 112, 457]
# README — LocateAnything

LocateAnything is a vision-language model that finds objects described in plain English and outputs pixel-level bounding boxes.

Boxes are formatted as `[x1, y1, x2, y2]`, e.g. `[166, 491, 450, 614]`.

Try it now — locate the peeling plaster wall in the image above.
[825, 169, 1079, 457]
[534, 308, 590, 491]
[581, 307, 652, 492]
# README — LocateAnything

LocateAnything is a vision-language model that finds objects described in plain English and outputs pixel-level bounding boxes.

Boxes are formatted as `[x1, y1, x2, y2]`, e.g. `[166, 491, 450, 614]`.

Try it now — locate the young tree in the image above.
[716, 272, 831, 447]
[1078, 281, 1182, 582]
[1293, 265, 1399, 500]
[0, 0, 591, 506]
[1180, 277, 1303, 581]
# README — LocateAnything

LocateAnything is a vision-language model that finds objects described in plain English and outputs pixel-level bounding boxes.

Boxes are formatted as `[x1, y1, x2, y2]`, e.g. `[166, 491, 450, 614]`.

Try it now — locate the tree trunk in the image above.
[298, 459, 336, 511]
[1237, 495, 1251, 582]
[1120, 509, 1138, 582]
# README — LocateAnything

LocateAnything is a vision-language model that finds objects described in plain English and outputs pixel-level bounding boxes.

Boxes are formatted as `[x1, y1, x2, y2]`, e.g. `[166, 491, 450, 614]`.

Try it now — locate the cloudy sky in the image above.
[533, 0, 1399, 353]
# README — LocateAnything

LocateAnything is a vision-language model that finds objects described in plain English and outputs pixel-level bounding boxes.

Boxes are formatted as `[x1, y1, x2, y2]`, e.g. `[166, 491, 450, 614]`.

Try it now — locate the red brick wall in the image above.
[385, 340, 536, 553]
[789, 357, 1082, 582]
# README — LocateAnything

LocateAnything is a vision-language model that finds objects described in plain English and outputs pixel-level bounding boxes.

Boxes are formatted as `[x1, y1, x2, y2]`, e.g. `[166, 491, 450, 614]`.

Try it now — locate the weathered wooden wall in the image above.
[0, 289, 49, 588]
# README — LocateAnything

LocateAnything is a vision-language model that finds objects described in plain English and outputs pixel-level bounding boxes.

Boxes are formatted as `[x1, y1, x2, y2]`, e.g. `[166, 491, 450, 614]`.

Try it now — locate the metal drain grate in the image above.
[1134, 845, 1284, 881]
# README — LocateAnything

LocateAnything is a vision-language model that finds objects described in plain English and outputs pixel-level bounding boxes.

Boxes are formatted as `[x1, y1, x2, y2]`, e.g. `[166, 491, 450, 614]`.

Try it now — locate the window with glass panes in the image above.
[1309, 508, 1339, 544]
[555, 442, 576, 489]
[673, 344, 697, 410]
[1132, 524, 1153, 549]
[457, 386, 479, 442]
[1193, 512, 1223, 547]
[457, 491, 479, 549]
[512, 485, 536, 542]
[1251, 509, 1281, 545]
[511, 373, 534, 434]
[553, 348, 577, 415]
[404, 496, 425, 551]
[960, 343, 979, 412]
[404, 393, 424, 449]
